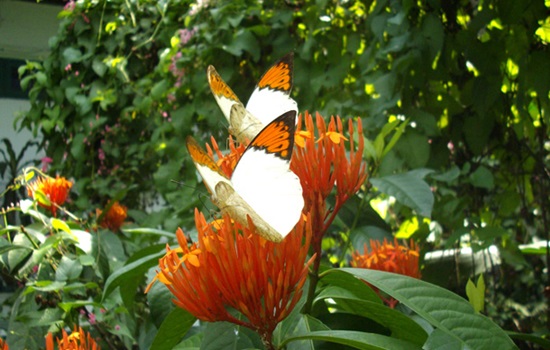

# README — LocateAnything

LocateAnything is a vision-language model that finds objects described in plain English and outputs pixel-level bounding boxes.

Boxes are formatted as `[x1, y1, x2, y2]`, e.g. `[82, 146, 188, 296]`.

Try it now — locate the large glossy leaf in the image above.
[283, 330, 422, 350]
[316, 269, 382, 304]
[369, 169, 434, 218]
[336, 269, 518, 350]
[201, 321, 260, 350]
[277, 314, 330, 350]
[149, 308, 196, 350]
[147, 274, 176, 328]
[316, 294, 427, 345]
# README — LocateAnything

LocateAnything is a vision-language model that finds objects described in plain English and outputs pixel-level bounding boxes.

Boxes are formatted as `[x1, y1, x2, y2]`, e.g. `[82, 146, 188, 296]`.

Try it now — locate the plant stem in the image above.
[535, 100, 550, 329]
[260, 329, 276, 350]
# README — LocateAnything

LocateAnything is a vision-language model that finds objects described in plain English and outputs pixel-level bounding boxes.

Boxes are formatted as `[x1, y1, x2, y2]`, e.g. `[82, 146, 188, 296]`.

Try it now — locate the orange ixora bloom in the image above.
[205, 134, 246, 177]
[352, 238, 420, 307]
[292, 111, 367, 262]
[45, 326, 100, 350]
[352, 238, 420, 278]
[0, 338, 8, 350]
[27, 175, 73, 216]
[146, 209, 314, 345]
[97, 201, 127, 231]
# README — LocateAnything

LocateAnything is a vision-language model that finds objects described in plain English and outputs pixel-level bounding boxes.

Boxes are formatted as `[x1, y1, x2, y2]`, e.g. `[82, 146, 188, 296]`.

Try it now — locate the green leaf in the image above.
[174, 333, 203, 349]
[56, 256, 83, 282]
[62, 47, 83, 64]
[281, 314, 330, 350]
[50, 218, 71, 234]
[24, 170, 35, 182]
[423, 329, 463, 350]
[284, 330, 422, 350]
[223, 29, 260, 61]
[465, 275, 485, 313]
[469, 166, 494, 189]
[201, 322, 258, 350]
[519, 241, 549, 255]
[151, 80, 170, 99]
[92, 57, 107, 77]
[149, 308, 196, 350]
[274, 288, 328, 350]
[102, 248, 165, 300]
[395, 131, 430, 168]
[26, 280, 66, 293]
[508, 331, 550, 348]
[317, 270, 382, 304]
[316, 295, 428, 345]
[336, 269, 518, 350]
[369, 169, 434, 218]
[147, 273, 176, 328]
[122, 227, 175, 238]
[70, 134, 86, 158]
[33, 189, 51, 207]
[382, 119, 409, 158]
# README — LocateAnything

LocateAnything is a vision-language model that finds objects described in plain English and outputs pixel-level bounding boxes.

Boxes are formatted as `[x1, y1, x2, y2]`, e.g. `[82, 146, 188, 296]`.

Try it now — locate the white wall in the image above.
[0, 0, 59, 189]
[0, 98, 43, 190]
[0, 0, 60, 60]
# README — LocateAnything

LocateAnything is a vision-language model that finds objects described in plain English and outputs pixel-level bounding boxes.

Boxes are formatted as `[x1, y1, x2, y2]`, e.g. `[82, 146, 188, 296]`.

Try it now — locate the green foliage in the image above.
[6, 0, 550, 348]
[466, 274, 486, 313]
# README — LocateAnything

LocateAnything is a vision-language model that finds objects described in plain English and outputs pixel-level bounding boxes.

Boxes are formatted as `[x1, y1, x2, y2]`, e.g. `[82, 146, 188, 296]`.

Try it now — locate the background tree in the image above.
[17, 0, 550, 338]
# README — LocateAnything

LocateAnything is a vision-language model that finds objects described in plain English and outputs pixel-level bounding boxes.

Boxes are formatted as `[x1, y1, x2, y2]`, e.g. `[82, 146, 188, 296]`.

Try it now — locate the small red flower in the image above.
[45, 326, 100, 350]
[27, 175, 73, 216]
[147, 209, 314, 344]
[97, 201, 128, 231]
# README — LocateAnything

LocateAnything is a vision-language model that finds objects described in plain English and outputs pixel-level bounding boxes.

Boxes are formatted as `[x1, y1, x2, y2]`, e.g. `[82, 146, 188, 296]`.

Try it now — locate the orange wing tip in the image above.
[257, 53, 294, 93]
[186, 136, 224, 174]
[207, 65, 240, 101]
[249, 110, 297, 160]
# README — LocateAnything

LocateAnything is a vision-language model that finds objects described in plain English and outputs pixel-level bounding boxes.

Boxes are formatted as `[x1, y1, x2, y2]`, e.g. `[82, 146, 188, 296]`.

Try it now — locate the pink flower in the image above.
[98, 149, 105, 161]
[63, 0, 75, 11]
[179, 29, 196, 45]
[40, 157, 53, 172]
[88, 312, 96, 325]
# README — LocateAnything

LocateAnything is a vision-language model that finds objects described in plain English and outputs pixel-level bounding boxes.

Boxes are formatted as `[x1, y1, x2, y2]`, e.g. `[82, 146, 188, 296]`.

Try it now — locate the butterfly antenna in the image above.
[170, 179, 198, 190]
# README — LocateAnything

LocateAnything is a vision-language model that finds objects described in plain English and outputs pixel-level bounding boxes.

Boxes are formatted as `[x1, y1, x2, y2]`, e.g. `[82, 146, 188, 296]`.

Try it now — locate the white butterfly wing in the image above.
[246, 53, 298, 126]
[246, 92, 298, 127]
[186, 136, 230, 198]
[207, 65, 241, 123]
[231, 111, 303, 238]
[231, 148, 303, 238]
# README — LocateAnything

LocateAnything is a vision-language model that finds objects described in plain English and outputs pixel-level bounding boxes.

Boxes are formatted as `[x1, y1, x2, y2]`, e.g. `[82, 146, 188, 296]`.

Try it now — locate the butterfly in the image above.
[186, 107, 304, 242]
[207, 53, 298, 143]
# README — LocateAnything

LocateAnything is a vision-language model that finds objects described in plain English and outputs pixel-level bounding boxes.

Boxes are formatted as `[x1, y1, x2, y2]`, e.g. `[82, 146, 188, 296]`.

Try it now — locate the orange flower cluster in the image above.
[205, 135, 246, 177]
[292, 112, 367, 265]
[147, 209, 314, 341]
[351, 238, 420, 279]
[45, 326, 100, 350]
[150, 110, 365, 342]
[27, 175, 73, 216]
[97, 201, 128, 231]
[352, 238, 420, 307]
